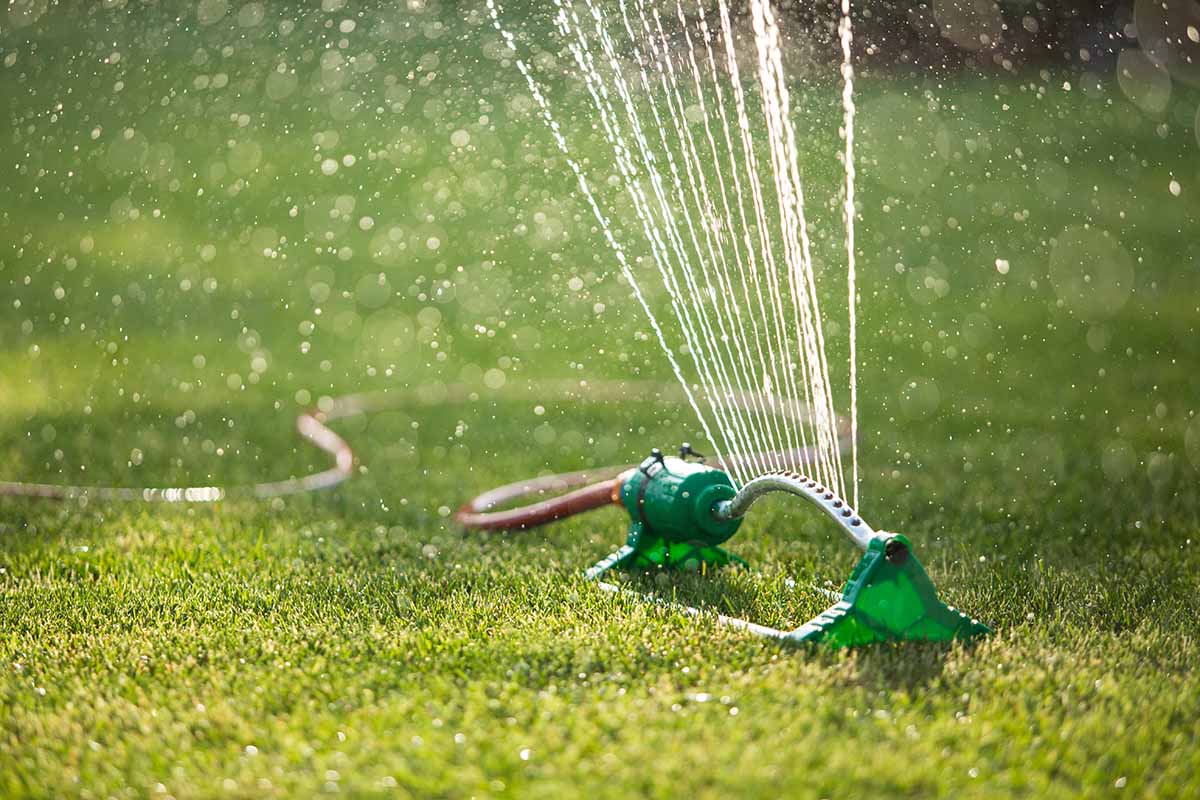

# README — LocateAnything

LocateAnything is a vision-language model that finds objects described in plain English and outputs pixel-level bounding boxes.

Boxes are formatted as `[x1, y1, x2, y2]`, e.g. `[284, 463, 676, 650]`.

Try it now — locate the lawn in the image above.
[2, 2, 1199, 798]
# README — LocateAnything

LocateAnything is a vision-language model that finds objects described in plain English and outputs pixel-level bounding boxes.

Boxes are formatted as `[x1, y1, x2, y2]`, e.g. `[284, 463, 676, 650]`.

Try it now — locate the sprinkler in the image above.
[458, 443, 991, 648]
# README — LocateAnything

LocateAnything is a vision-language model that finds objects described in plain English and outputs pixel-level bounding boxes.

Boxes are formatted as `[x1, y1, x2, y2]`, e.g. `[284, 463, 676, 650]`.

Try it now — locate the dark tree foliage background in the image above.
[754, 1, 1148, 72]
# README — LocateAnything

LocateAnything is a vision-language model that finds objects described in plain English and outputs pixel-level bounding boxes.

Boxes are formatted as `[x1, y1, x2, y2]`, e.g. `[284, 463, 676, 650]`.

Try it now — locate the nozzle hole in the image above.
[885, 538, 909, 566]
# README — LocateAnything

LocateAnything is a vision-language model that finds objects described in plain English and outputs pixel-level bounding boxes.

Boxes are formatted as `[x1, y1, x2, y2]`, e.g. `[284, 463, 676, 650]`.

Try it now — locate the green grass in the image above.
[3, 2, 1200, 797]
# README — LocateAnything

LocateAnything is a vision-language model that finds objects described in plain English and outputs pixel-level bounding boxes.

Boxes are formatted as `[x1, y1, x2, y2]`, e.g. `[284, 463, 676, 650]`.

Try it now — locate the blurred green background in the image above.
[1, 1, 1198, 797]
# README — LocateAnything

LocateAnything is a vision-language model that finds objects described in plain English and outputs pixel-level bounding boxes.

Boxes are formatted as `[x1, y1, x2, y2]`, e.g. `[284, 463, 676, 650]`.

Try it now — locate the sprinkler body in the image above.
[612, 450, 743, 573]
[584, 447, 991, 647]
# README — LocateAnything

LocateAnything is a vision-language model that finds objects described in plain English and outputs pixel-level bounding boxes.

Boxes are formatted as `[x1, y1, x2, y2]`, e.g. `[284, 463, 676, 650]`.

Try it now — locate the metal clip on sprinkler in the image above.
[586, 448, 990, 648]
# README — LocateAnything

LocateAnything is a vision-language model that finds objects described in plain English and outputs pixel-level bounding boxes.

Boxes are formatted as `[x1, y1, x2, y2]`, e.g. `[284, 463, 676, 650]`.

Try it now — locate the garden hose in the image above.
[0, 380, 821, 507]
[453, 466, 629, 531]
[0, 400, 358, 503]
[0, 383, 620, 503]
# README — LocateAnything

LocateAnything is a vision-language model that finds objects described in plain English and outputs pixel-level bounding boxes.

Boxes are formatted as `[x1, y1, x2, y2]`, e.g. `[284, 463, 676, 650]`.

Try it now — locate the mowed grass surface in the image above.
[3, 2, 1200, 797]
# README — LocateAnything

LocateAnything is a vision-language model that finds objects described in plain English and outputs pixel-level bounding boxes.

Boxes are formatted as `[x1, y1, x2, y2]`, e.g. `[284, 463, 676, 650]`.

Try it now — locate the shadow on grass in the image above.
[811, 639, 969, 691]
[611, 565, 979, 690]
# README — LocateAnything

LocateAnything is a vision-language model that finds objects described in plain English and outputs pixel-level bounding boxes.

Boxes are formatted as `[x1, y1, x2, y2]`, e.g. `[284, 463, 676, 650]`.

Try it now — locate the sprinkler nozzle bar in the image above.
[711, 471, 876, 551]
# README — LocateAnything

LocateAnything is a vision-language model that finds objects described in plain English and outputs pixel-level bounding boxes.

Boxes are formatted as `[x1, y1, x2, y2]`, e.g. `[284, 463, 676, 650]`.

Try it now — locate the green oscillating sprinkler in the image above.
[586, 446, 990, 648]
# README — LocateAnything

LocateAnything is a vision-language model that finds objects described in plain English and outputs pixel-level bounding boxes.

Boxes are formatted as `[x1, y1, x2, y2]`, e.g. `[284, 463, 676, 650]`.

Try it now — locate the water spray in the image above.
[4, 0, 991, 652]
[457, 443, 990, 648]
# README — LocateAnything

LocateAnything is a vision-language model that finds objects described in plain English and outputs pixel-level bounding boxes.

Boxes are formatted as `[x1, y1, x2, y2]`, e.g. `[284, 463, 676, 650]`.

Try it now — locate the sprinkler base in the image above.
[788, 534, 990, 647]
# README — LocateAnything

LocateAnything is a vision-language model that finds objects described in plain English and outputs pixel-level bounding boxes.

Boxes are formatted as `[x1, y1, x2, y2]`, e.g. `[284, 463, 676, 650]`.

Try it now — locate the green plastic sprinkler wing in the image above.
[586, 447, 990, 648]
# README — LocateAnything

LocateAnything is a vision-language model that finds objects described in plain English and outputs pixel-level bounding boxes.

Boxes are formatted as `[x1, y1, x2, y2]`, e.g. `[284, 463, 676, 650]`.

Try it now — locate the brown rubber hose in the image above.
[1, 380, 850, 528]
[0, 381, 661, 504]
[0, 404, 357, 503]
[453, 469, 630, 531]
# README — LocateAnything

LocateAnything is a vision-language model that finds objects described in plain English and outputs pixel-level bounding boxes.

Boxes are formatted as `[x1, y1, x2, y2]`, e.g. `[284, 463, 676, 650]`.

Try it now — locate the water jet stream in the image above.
[488, 0, 860, 497]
